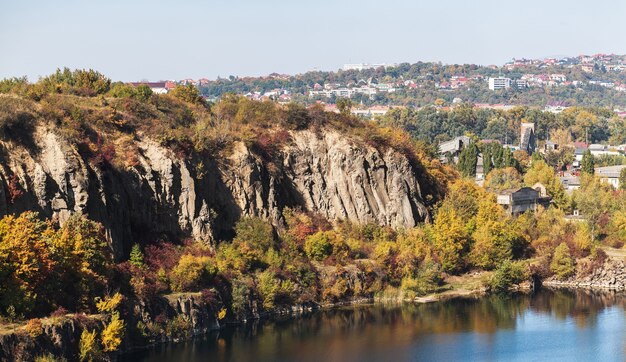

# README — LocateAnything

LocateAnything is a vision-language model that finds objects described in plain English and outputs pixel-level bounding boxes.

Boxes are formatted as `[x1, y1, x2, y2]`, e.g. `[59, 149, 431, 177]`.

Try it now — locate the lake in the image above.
[122, 289, 625, 361]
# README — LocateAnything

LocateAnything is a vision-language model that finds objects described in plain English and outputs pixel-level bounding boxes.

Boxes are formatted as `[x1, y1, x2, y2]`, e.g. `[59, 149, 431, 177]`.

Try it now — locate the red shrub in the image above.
[144, 242, 182, 271]
[6, 174, 23, 204]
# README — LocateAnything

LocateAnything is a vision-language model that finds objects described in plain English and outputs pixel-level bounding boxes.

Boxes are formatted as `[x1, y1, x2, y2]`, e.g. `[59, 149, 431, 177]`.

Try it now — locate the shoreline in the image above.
[1, 270, 623, 361]
[121, 280, 626, 358]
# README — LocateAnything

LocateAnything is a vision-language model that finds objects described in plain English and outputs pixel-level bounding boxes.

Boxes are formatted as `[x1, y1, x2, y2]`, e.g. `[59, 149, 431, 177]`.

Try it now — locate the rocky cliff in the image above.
[0, 126, 432, 259]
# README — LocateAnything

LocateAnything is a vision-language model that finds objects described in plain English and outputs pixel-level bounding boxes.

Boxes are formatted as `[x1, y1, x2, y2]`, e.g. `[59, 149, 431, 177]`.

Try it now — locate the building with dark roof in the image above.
[520, 122, 536, 155]
[496, 186, 551, 215]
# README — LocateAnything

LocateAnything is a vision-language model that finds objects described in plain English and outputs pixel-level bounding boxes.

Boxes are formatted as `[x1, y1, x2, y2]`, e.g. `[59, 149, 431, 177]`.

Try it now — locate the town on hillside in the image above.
[128, 53, 626, 116]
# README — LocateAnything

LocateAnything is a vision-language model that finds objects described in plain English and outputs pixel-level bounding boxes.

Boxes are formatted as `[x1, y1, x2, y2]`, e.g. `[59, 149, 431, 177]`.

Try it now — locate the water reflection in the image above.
[122, 289, 625, 362]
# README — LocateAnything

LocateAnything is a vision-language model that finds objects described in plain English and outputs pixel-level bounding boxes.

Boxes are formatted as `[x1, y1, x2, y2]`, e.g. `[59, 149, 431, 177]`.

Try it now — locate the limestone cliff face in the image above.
[0, 127, 431, 259]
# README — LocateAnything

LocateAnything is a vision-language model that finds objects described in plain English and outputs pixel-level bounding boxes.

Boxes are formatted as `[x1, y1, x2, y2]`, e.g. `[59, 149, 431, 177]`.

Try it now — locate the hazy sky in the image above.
[1, 0, 625, 81]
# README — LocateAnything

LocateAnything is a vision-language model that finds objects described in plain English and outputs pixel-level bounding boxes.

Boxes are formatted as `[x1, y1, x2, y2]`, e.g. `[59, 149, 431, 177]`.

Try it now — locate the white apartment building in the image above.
[488, 77, 511, 90]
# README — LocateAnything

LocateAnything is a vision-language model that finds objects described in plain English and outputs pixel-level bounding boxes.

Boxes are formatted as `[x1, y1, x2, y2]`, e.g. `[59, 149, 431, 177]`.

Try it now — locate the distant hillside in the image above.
[193, 55, 626, 108]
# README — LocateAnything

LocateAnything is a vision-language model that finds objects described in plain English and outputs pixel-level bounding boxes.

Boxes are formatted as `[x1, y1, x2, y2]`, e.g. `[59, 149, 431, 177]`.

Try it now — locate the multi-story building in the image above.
[488, 77, 511, 90]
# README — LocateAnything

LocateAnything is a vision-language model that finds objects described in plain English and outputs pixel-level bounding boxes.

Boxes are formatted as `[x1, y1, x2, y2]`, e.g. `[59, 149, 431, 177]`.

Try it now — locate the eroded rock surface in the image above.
[0, 128, 431, 259]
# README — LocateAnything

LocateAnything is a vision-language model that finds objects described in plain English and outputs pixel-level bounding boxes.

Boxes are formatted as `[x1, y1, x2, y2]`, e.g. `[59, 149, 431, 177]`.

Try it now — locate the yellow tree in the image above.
[523, 160, 569, 209]
[469, 197, 527, 269]
[572, 174, 615, 242]
[573, 110, 597, 143]
[484, 167, 522, 192]
[49, 214, 112, 310]
[431, 204, 469, 273]
[0, 212, 54, 314]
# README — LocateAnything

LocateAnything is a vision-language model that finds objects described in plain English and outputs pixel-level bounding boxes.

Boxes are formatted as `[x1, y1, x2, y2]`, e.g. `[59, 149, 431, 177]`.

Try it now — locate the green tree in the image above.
[135, 84, 153, 101]
[170, 83, 204, 104]
[108, 82, 137, 98]
[49, 214, 112, 311]
[129, 244, 144, 269]
[581, 150, 595, 175]
[458, 142, 478, 177]
[482, 145, 493, 175]
[79, 329, 102, 362]
[170, 255, 216, 292]
[336, 98, 352, 115]
[234, 217, 276, 253]
[572, 174, 614, 242]
[619, 168, 626, 190]
[531, 152, 544, 164]
[550, 242, 575, 280]
[304, 231, 336, 260]
[490, 260, 528, 293]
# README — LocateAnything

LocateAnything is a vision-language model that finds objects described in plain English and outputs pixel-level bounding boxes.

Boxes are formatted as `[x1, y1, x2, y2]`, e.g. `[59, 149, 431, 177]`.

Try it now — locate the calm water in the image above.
[123, 289, 625, 362]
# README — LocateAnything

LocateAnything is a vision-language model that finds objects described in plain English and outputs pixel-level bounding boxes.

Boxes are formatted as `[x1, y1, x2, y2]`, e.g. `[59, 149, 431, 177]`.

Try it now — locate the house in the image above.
[560, 174, 581, 194]
[438, 136, 471, 161]
[581, 63, 595, 73]
[129, 82, 168, 94]
[586, 144, 621, 157]
[496, 186, 551, 216]
[545, 101, 569, 113]
[164, 81, 177, 91]
[351, 106, 390, 118]
[595, 165, 626, 188]
[550, 74, 567, 82]
[543, 140, 558, 152]
[514, 79, 528, 88]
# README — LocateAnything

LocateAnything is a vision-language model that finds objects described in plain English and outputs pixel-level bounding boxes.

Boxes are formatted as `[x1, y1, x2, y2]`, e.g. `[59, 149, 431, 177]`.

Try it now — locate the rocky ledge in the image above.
[542, 258, 626, 291]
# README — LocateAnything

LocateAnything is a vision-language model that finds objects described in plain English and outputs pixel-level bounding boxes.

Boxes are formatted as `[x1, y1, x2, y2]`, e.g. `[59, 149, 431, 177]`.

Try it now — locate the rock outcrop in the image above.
[0, 293, 221, 361]
[0, 318, 85, 362]
[0, 127, 432, 259]
[542, 258, 626, 291]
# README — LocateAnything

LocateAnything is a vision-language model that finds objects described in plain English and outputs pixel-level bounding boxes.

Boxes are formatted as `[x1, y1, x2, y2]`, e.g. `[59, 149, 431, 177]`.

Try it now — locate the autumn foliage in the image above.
[0, 212, 112, 317]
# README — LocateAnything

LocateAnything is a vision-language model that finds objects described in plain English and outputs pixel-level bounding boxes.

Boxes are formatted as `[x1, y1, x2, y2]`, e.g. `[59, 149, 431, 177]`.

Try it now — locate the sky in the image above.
[1, 0, 626, 82]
